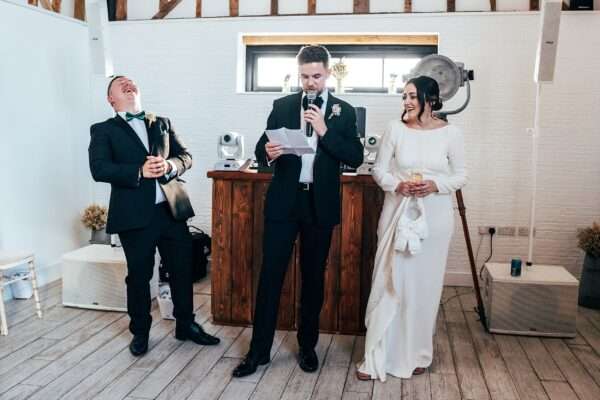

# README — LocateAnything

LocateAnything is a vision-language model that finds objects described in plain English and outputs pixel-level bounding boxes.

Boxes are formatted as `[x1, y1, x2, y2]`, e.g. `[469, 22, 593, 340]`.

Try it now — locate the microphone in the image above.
[304, 90, 318, 137]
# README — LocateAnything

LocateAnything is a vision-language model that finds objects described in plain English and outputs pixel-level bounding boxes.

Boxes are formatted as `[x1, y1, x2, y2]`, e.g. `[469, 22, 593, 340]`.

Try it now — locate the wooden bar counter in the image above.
[207, 171, 384, 334]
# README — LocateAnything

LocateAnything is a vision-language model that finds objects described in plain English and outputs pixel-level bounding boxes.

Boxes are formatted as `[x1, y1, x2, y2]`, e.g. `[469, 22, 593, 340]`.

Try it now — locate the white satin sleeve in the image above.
[432, 125, 467, 194]
[372, 121, 401, 193]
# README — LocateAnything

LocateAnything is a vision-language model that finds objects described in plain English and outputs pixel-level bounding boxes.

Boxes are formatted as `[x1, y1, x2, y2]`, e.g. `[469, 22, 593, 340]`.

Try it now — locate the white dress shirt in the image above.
[299, 89, 328, 183]
[117, 112, 174, 204]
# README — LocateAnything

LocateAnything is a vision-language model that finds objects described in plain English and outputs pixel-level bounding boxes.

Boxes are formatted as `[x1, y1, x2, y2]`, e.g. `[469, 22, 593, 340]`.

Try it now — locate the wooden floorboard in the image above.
[2, 280, 600, 400]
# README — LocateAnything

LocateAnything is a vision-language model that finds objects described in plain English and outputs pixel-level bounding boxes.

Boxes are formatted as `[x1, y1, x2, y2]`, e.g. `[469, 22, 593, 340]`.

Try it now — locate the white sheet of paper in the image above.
[265, 128, 315, 156]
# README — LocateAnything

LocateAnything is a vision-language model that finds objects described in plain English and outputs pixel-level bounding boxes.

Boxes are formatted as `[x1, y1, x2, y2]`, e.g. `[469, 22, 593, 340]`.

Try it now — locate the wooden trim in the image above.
[243, 34, 438, 46]
[490, 0, 496, 11]
[28, 0, 39, 6]
[447, 0, 456, 12]
[196, 0, 202, 17]
[52, 0, 61, 12]
[270, 0, 278, 15]
[230, 0, 238, 17]
[530, 0, 539, 10]
[308, 0, 316, 15]
[405, 0, 412, 13]
[116, 0, 127, 20]
[74, 0, 85, 21]
[152, 0, 183, 19]
[354, 0, 369, 13]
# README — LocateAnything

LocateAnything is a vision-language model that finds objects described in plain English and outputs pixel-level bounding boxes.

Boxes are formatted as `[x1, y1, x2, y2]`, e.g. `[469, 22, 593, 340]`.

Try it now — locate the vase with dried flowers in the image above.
[82, 204, 109, 244]
[331, 58, 348, 94]
[577, 222, 600, 308]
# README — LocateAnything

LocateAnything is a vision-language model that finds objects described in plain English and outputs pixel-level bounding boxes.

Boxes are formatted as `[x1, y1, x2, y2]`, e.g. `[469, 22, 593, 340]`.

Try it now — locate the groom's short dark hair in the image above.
[107, 75, 124, 96]
[296, 45, 330, 68]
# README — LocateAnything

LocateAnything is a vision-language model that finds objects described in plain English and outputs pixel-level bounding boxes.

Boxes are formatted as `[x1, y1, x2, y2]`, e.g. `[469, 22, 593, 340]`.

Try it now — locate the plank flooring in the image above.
[2, 280, 600, 399]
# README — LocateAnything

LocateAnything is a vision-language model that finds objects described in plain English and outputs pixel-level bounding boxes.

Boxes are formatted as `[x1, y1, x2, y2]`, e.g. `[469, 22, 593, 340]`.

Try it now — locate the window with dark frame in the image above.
[245, 44, 438, 93]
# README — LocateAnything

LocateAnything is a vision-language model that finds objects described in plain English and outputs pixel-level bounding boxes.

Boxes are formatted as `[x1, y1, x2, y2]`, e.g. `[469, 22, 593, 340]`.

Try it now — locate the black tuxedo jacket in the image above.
[255, 92, 363, 227]
[89, 115, 194, 234]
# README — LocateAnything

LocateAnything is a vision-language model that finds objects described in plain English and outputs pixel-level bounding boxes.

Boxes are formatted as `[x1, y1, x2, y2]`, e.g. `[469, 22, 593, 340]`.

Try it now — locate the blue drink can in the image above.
[511, 257, 522, 277]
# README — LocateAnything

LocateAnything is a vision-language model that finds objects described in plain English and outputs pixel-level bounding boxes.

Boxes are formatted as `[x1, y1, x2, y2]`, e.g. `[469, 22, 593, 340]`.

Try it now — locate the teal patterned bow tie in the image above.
[125, 111, 145, 121]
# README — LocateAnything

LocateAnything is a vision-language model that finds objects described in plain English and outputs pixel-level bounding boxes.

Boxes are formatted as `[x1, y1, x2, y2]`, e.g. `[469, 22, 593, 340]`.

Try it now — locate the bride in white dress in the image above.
[357, 76, 467, 381]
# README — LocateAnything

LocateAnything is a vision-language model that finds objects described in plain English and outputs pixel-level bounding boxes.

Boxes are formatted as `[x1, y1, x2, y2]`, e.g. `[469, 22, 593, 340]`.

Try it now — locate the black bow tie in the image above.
[302, 95, 324, 110]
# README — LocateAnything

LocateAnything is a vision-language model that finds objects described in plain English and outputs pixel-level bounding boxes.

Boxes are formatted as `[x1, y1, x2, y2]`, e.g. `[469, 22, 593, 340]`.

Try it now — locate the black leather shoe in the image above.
[129, 334, 149, 356]
[175, 321, 220, 345]
[298, 347, 318, 372]
[232, 353, 270, 378]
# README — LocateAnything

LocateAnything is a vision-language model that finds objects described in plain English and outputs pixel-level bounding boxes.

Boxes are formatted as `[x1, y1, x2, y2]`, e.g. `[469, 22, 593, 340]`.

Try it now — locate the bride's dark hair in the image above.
[401, 76, 443, 123]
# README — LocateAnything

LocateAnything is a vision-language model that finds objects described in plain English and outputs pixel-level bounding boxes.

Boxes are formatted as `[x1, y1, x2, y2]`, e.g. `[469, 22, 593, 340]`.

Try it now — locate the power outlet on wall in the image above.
[518, 226, 536, 236]
[478, 225, 517, 236]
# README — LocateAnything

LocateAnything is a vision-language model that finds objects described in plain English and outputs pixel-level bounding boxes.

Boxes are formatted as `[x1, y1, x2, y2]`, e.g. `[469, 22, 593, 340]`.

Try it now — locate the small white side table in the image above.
[0, 251, 42, 335]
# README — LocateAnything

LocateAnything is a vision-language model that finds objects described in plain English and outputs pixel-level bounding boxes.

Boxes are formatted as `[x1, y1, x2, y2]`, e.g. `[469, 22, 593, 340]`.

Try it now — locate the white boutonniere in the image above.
[328, 104, 342, 120]
[146, 112, 157, 127]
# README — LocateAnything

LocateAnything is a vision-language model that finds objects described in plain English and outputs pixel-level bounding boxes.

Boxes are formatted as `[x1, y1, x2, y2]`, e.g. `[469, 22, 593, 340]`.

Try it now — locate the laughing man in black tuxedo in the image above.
[88, 76, 220, 356]
[233, 46, 364, 378]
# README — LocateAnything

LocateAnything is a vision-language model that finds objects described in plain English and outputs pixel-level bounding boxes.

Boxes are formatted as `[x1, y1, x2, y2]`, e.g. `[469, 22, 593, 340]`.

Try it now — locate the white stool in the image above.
[0, 251, 42, 335]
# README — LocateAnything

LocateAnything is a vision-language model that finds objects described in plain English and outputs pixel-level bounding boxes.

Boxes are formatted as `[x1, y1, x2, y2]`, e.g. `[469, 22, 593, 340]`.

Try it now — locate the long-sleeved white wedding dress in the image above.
[358, 120, 467, 381]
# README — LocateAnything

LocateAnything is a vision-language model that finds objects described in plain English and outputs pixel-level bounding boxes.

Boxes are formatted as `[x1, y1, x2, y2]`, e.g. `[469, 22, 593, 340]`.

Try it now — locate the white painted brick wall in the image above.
[92, 12, 600, 283]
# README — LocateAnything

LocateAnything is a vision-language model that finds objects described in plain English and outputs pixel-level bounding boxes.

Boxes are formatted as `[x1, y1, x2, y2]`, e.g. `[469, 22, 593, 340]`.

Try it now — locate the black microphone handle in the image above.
[306, 123, 313, 137]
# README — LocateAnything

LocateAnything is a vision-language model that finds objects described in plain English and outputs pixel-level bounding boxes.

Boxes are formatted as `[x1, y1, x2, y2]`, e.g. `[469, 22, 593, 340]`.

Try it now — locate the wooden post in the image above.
[116, 0, 127, 20]
[447, 0, 456, 12]
[230, 0, 238, 16]
[354, 0, 369, 13]
[308, 0, 316, 15]
[196, 0, 202, 17]
[490, 0, 496, 11]
[152, 0, 183, 19]
[271, 0, 278, 15]
[74, 0, 85, 21]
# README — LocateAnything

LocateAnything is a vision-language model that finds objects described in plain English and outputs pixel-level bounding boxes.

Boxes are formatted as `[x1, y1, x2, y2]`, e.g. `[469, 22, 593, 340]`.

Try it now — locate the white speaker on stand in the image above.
[527, 0, 562, 266]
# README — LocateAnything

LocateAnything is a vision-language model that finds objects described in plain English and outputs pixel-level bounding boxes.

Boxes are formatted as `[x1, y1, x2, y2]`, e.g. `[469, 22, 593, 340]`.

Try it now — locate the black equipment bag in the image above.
[158, 225, 211, 283]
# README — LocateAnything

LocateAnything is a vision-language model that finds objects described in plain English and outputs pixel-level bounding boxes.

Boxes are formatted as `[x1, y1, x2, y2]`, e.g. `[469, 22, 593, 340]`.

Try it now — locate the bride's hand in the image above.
[412, 180, 438, 197]
[395, 181, 413, 196]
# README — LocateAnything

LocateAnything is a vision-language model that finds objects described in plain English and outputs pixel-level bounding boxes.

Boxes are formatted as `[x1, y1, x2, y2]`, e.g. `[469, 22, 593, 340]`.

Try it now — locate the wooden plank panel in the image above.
[249, 332, 298, 400]
[402, 369, 431, 400]
[430, 309, 455, 374]
[279, 334, 332, 400]
[490, 0, 496, 11]
[243, 34, 438, 46]
[154, 326, 243, 400]
[570, 344, 600, 387]
[196, 0, 202, 17]
[542, 381, 580, 400]
[28, 0, 39, 6]
[464, 311, 519, 400]
[494, 334, 549, 400]
[311, 335, 355, 400]
[519, 336, 565, 381]
[430, 372, 461, 400]
[251, 181, 268, 320]
[343, 335, 373, 394]
[270, 0, 278, 15]
[52, 0, 61, 12]
[405, 0, 412, 13]
[231, 181, 254, 324]
[445, 309, 490, 400]
[339, 183, 363, 333]
[544, 338, 600, 400]
[359, 185, 383, 327]
[0, 384, 40, 400]
[308, 0, 316, 15]
[211, 179, 233, 324]
[319, 224, 340, 332]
